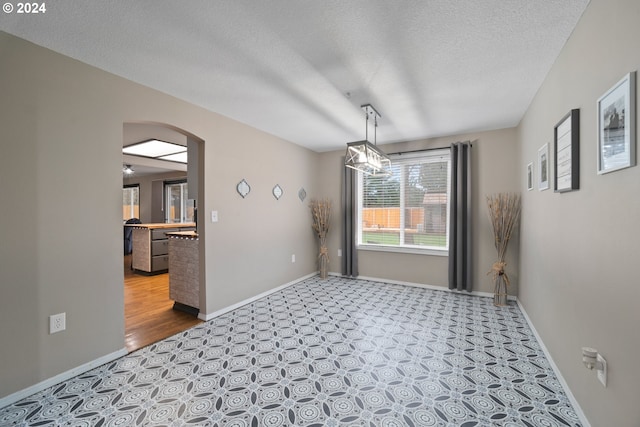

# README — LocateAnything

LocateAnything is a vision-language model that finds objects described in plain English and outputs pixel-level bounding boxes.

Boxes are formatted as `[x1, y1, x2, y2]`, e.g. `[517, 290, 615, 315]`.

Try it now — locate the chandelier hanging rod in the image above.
[362, 104, 381, 144]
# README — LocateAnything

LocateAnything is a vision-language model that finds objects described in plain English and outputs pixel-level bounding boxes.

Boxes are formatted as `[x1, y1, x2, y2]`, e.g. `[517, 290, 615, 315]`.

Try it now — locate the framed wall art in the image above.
[537, 143, 549, 191]
[527, 162, 534, 191]
[597, 71, 636, 174]
[554, 109, 580, 192]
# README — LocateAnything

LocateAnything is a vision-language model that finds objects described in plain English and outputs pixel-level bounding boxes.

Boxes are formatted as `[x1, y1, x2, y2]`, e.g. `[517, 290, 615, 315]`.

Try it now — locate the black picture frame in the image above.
[554, 109, 580, 192]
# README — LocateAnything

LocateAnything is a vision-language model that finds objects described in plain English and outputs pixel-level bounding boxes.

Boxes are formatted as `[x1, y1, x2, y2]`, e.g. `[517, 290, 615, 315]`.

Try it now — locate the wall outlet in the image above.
[338, 249, 342, 257]
[211, 210, 218, 222]
[49, 313, 66, 334]
[597, 354, 607, 387]
[291, 254, 296, 263]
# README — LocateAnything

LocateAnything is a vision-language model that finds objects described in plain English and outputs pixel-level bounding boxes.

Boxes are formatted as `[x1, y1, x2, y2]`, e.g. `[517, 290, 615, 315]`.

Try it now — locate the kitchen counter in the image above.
[130, 223, 197, 274]
[126, 222, 196, 229]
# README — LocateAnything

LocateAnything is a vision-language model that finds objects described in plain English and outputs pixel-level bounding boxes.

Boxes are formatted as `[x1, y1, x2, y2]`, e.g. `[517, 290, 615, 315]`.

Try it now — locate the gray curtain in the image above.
[342, 165, 358, 277]
[448, 141, 472, 291]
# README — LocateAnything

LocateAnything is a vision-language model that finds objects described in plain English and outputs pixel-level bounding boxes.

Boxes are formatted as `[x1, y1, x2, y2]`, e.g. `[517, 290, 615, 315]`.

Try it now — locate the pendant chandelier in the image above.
[344, 104, 391, 176]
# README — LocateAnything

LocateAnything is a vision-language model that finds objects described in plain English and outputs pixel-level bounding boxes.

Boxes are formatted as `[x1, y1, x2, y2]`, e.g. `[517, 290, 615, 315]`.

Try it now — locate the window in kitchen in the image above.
[165, 180, 194, 223]
[122, 184, 139, 221]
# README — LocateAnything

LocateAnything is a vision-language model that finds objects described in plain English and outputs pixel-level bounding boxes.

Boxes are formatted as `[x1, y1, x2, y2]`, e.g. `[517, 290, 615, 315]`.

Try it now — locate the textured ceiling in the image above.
[0, 1, 590, 152]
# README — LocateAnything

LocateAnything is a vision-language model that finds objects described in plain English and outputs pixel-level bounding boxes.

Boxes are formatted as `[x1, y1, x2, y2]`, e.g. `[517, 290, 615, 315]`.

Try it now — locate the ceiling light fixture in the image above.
[345, 104, 391, 176]
[122, 164, 134, 176]
[122, 139, 187, 163]
[157, 151, 188, 163]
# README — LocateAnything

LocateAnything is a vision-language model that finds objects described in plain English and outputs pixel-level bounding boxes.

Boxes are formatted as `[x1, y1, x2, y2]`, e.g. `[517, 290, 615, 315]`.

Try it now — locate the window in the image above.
[122, 185, 139, 221]
[357, 149, 451, 254]
[165, 180, 194, 223]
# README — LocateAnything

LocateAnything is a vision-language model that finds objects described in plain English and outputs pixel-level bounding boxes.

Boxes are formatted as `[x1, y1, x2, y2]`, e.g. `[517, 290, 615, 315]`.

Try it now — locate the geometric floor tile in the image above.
[0, 276, 582, 426]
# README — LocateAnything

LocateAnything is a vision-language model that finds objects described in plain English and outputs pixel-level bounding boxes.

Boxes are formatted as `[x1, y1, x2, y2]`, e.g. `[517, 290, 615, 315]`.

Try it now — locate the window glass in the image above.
[358, 150, 450, 252]
[122, 185, 139, 221]
[165, 181, 193, 223]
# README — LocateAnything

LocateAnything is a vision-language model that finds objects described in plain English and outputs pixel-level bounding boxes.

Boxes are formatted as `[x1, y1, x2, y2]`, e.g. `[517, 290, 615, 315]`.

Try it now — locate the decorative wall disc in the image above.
[237, 179, 251, 198]
[272, 184, 283, 200]
[298, 188, 307, 202]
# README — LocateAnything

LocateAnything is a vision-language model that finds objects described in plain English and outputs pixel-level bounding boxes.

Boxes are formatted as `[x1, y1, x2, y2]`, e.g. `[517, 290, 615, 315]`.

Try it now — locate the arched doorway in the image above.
[122, 122, 205, 352]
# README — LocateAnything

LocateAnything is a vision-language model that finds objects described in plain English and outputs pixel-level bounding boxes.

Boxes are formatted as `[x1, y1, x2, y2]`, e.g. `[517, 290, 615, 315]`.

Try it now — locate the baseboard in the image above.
[348, 273, 517, 301]
[198, 272, 319, 321]
[0, 347, 127, 410]
[516, 299, 590, 427]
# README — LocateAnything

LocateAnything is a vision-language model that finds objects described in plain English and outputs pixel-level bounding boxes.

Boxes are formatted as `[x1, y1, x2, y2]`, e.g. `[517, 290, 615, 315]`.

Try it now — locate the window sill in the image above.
[357, 244, 448, 257]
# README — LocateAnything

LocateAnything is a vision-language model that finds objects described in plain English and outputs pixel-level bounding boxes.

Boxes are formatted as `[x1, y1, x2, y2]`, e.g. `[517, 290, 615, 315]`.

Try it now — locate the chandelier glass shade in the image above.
[344, 104, 391, 176]
[345, 140, 391, 176]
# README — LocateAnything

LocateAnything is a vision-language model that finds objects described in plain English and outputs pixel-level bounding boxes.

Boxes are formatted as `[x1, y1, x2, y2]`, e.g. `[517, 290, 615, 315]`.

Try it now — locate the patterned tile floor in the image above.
[0, 276, 582, 426]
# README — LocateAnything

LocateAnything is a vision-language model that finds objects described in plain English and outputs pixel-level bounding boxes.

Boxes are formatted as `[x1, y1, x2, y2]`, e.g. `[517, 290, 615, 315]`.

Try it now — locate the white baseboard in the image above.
[198, 272, 319, 321]
[516, 299, 590, 427]
[349, 273, 517, 301]
[0, 348, 127, 410]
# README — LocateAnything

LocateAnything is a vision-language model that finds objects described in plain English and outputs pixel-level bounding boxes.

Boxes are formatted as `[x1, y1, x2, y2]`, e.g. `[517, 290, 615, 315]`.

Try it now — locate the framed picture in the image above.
[597, 71, 636, 174]
[554, 109, 580, 192]
[537, 143, 549, 191]
[527, 162, 534, 191]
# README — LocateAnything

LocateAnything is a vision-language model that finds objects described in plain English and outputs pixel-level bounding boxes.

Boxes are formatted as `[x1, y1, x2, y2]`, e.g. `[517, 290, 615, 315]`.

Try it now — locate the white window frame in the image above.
[122, 185, 139, 221]
[356, 149, 451, 256]
[165, 180, 191, 223]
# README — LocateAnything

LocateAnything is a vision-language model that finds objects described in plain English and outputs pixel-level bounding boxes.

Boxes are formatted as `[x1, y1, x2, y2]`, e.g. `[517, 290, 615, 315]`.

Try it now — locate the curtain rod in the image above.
[386, 141, 472, 157]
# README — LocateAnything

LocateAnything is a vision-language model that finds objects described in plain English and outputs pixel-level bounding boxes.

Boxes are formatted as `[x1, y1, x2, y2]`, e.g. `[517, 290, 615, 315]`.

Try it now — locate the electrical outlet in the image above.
[597, 354, 607, 387]
[338, 249, 342, 257]
[49, 313, 66, 334]
[291, 254, 296, 263]
[211, 210, 218, 222]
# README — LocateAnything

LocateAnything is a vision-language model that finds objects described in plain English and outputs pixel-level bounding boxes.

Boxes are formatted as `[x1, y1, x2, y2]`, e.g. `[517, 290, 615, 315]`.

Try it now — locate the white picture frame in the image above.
[537, 143, 549, 191]
[527, 162, 534, 191]
[597, 71, 636, 174]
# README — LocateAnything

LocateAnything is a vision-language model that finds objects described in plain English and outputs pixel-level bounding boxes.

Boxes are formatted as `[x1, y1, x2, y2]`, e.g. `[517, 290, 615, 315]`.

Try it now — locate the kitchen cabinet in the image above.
[128, 223, 196, 274]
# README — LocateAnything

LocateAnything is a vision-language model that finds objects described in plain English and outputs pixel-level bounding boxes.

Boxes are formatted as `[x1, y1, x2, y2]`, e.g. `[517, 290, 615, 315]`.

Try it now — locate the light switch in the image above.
[211, 210, 218, 222]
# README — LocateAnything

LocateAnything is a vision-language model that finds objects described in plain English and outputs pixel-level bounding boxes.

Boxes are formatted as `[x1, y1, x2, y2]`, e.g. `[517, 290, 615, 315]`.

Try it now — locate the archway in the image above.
[122, 122, 205, 352]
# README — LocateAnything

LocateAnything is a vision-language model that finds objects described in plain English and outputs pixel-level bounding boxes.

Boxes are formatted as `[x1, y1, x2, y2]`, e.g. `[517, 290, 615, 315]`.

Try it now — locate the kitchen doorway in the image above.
[122, 122, 205, 352]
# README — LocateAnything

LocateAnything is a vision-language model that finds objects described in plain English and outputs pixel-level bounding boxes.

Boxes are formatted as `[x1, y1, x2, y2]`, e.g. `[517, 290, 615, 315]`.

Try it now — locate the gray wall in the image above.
[517, 0, 640, 424]
[0, 32, 319, 399]
[317, 127, 520, 295]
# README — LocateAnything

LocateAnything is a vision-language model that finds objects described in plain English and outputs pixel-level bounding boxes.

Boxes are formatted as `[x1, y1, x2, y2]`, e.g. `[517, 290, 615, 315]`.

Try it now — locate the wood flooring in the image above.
[124, 255, 202, 353]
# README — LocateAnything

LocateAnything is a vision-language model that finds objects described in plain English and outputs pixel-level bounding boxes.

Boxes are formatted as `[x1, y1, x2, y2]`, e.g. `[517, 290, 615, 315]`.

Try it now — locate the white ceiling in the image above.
[1, 1, 590, 152]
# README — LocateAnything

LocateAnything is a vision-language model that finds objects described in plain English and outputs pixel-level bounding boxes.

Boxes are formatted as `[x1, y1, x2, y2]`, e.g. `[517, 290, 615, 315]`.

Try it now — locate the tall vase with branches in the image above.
[310, 198, 331, 279]
[486, 193, 521, 306]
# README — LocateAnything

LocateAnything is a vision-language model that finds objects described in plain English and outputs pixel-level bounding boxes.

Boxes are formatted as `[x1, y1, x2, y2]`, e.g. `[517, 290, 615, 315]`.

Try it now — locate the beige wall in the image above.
[0, 32, 319, 399]
[517, 0, 640, 425]
[317, 127, 520, 294]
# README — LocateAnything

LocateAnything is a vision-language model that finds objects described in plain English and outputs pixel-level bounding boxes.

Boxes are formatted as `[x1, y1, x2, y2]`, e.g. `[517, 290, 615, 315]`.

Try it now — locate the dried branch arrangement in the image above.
[310, 198, 331, 279]
[486, 193, 521, 305]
